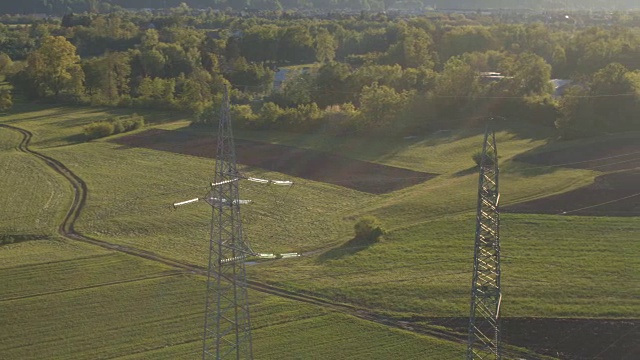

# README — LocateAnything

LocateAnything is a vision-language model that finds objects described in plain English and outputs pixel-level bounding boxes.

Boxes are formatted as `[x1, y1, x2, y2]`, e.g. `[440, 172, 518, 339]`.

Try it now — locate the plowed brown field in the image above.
[506, 137, 640, 217]
[112, 129, 436, 194]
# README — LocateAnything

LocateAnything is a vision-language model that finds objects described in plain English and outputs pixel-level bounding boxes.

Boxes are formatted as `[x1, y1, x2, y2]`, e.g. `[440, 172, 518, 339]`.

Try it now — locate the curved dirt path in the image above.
[1, 124, 540, 359]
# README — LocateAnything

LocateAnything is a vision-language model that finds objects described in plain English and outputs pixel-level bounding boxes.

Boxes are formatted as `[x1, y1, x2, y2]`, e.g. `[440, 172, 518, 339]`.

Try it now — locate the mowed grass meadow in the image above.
[1, 250, 466, 359]
[1, 103, 639, 358]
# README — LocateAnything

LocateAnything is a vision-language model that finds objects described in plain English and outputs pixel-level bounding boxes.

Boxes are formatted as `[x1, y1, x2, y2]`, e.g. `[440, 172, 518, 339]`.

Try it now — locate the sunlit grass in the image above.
[0, 255, 467, 360]
[254, 213, 640, 318]
[0, 127, 71, 236]
[0, 103, 638, 359]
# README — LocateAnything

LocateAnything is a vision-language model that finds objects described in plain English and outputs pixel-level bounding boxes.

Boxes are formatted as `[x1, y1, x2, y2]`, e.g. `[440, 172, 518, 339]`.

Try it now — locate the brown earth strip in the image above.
[111, 129, 437, 194]
[514, 137, 640, 172]
[425, 317, 639, 360]
[504, 171, 640, 216]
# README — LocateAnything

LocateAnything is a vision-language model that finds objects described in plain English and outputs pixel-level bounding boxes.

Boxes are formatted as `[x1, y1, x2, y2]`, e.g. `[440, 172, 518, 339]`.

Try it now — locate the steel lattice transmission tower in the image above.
[467, 126, 502, 360]
[173, 87, 293, 359]
[202, 86, 254, 360]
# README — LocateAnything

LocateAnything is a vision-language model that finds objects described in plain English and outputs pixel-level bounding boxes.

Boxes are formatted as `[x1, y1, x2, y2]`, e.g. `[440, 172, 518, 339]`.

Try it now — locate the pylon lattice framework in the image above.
[467, 127, 502, 360]
[202, 86, 254, 360]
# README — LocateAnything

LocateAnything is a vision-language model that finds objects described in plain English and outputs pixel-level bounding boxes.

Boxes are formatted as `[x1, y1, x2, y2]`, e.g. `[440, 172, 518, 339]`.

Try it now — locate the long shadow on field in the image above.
[317, 237, 376, 262]
[111, 128, 438, 194]
[510, 133, 640, 176]
[504, 170, 640, 216]
[452, 166, 478, 178]
[0, 234, 50, 246]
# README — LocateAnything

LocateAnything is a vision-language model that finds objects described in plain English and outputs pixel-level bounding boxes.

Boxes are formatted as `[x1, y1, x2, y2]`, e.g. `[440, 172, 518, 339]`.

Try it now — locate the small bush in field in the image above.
[354, 216, 384, 243]
[112, 120, 125, 134]
[83, 114, 144, 141]
[472, 149, 496, 166]
[128, 114, 145, 130]
[84, 121, 114, 140]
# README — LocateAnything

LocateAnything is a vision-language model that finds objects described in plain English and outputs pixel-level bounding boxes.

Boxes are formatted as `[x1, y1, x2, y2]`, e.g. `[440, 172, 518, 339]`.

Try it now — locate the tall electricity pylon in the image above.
[173, 86, 293, 359]
[467, 126, 502, 360]
[203, 86, 253, 360]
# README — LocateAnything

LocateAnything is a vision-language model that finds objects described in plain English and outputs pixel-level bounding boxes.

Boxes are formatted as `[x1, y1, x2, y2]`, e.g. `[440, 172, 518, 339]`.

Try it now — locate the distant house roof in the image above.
[550, 79, 573, 98]
[273, 68, 289, 90]
[479, 72, 509, 81]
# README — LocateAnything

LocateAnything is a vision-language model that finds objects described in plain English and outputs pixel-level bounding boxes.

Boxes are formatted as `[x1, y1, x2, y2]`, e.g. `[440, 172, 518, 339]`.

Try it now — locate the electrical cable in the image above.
[229, 81, 638, 100]
[258, 258, 472, 284]
[559, 191, 640, 215]
[590, 324, 639, 360]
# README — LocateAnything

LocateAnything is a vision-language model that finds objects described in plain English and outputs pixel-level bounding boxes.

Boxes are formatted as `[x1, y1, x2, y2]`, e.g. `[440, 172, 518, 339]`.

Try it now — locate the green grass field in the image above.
[255, 213, 640, 317]
[0, 128, 70, 238]
[0, 244, 466, 360]
[1, 103, 638, 358]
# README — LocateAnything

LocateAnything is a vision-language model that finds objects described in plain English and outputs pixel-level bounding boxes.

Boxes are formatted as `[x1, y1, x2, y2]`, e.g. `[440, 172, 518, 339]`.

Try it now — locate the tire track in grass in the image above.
[0, 124, 539, 359]
[0, 252, 117, 270]
[0, 271, 184, 302]
[1, 124, 203, 271]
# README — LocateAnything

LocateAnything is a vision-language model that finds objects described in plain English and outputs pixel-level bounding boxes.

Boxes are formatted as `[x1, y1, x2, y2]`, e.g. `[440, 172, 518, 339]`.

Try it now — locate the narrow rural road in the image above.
[1, 123, 540, 359]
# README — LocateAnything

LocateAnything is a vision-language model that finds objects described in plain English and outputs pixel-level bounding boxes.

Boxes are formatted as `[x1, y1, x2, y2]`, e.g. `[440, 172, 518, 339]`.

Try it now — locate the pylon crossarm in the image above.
[204, 197, 253, 206]
[173, 197, 252, 208]
[173, 197, 201, 208]
[246, 176, 293, 186]
[211, 178, 240, 187]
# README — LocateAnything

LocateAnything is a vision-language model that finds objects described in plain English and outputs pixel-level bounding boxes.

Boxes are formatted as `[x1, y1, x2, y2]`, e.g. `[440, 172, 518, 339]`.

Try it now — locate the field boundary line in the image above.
[0, 252, 117, 270]
[0, 271, 185, 303]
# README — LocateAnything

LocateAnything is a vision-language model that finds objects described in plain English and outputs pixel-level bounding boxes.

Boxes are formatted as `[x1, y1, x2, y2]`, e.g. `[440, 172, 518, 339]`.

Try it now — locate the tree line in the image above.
[0, 10, 639, 137]
[0, 0, 638, 15]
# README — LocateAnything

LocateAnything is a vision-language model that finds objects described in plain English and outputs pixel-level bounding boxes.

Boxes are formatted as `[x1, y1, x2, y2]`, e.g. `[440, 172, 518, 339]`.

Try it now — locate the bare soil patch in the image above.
[504, 170, 640, 216]
[426, 317, 639, 360]
[514, 137, 640, 172]
[112, 129, 436, 194]
[508, 137, 640, 217]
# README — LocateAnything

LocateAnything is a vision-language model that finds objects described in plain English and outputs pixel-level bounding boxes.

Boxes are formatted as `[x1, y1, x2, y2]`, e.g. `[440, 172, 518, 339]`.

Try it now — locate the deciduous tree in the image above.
[23, 36, 83, 97]
[315, 29, 337, 63]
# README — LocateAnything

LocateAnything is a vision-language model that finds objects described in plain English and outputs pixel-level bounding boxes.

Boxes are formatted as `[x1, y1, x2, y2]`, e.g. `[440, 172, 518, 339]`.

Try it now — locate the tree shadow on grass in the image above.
[0, 234, 50, 246]
[62, 133, 87, 145]
[317, 237, 378, 262]
[452, 166, 478, 178]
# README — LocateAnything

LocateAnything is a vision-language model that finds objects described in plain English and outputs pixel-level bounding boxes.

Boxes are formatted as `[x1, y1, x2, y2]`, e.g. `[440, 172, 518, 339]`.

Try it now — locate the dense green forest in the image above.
[0, 0, 638, 15]
[0, 10, 639, 138]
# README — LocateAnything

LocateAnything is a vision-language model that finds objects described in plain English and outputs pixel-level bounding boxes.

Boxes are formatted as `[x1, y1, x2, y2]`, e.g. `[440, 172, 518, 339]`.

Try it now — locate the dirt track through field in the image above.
[0, 124, 484, 355]
[112, 129, 437, 194]
[2, 123, 635, 359]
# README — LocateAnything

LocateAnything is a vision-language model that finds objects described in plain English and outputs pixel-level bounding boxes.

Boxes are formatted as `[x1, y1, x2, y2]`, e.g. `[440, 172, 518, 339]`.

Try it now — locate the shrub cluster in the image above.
[231, 102, 360, 134]
[472, 149, 497, 166]
[354, 216, 385, 243]
[83, 114, 144, 140]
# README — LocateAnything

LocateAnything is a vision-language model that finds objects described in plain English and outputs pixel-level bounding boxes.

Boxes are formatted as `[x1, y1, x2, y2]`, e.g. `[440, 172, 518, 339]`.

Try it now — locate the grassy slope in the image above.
[0, 127, 71, 237]
[0, 254, 466, 360]
[0, 106, 468, 359]
[0, 126, 110, 268]
[257, 213, 639, 317]
[4, 105, 638, 319]
[45, 141, 372, 261]
[0, 104, 637, 358]
[231, 125, 640, 318]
